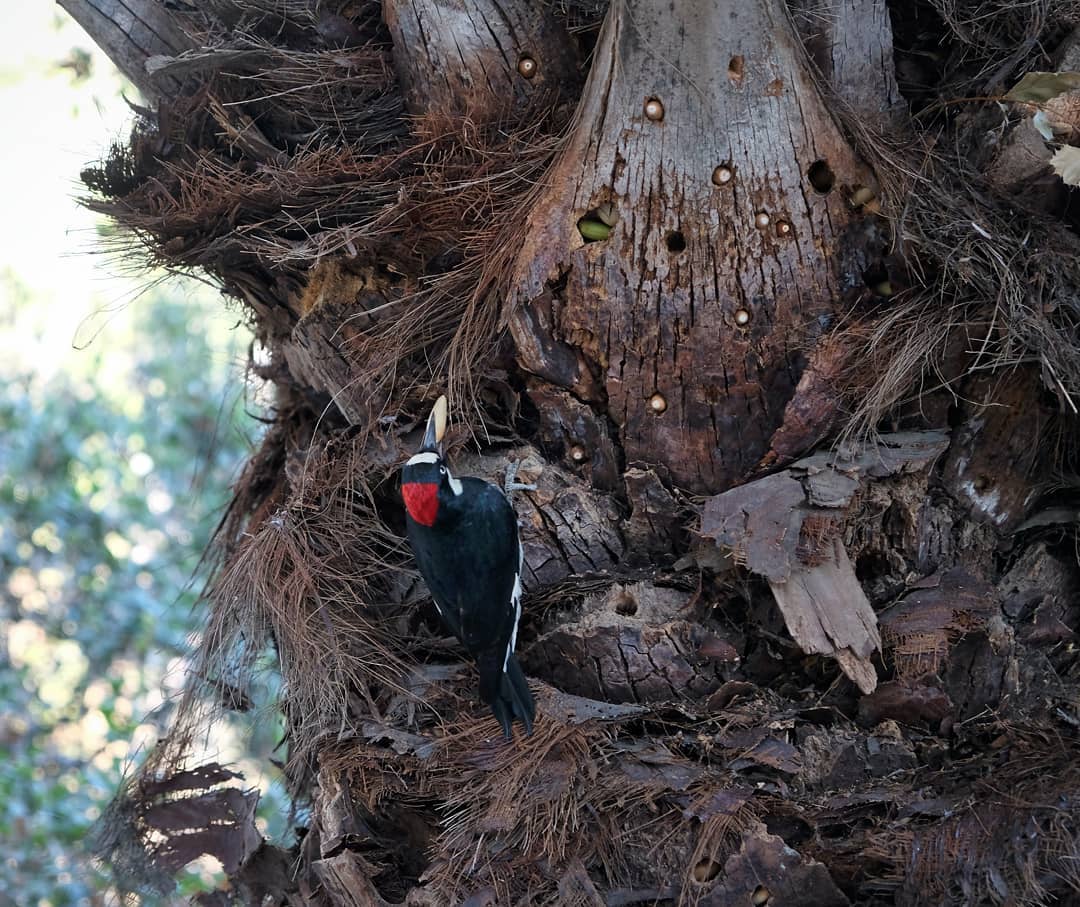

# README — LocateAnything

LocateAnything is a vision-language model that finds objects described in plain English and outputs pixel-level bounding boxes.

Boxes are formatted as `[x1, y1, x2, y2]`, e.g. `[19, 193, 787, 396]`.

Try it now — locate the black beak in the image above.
[421, 395, 448, 452]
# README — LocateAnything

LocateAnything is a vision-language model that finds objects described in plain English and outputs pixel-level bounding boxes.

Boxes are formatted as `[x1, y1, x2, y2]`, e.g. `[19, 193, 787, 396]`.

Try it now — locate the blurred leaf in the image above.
[1051, 146, 1080, 186]
[1005, 71, 1080, 103]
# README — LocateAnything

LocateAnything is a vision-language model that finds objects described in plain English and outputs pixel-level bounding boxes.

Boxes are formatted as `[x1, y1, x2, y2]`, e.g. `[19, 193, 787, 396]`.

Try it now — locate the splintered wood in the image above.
[701, 432, 949, 694]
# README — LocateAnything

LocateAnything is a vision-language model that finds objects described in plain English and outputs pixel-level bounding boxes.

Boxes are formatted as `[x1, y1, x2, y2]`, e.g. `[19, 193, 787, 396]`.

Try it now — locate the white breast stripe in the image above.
[406, 451, 440, 465]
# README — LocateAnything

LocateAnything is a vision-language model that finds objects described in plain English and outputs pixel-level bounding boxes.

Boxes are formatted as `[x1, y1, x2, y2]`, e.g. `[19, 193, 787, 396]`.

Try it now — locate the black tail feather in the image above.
[479, 652, 535, 738]
[503, 654, 535, 736]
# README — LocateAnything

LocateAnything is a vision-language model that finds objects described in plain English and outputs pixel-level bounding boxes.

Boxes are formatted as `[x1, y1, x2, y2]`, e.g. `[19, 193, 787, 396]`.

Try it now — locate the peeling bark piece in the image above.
[383, 0, 578, 118]
[314, 771, 373, 858]
[765, 336, 847, 465]
[539, 688, 648, 724]
[768, 540, 880, 694]
[684, 787, 754, 822]
[702, 471, 806, 583]
[702, 431, 950, 581]
[508, 0, 883, 494]
[623, 466, 683, 562]
[701, 433, 949, 692]
[701, 822, 849, 906]
[879, 568, 999, 680]
[313, 851, 399, 907]
[718, 728, 802, 775]
[614, 741, 705, 792]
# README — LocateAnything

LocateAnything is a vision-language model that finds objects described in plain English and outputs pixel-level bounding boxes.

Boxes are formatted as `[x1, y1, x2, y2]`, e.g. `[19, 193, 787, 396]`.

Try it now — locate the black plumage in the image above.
[402, 452, 534, 738]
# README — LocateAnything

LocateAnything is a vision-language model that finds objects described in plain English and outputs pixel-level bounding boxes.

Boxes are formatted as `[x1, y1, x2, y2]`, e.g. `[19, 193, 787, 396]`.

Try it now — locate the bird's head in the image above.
[401, 395, 462, 527]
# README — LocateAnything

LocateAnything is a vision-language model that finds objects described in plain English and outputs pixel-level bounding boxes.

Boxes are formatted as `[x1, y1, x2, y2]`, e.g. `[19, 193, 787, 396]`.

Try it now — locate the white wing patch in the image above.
[406, 451, 440, 465]
[504, 546, 524, 671]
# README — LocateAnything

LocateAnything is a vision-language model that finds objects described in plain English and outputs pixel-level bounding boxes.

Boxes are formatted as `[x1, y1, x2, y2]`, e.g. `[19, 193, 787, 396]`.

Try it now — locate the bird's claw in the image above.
[504, 461, 537, 496]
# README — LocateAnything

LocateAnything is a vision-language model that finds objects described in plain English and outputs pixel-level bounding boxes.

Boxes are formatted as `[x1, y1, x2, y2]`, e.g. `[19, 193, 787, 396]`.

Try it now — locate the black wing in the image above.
[406, 478, 520, 657]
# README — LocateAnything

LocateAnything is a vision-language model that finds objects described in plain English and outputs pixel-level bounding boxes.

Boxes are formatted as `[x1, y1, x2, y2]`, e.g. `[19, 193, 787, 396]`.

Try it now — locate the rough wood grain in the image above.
[769, 540, 880, 694]
[791, 0, 904, 125]
[58, 0, 192, 100]
[383, 0, 578, 117]
[507, 0, 885, 494]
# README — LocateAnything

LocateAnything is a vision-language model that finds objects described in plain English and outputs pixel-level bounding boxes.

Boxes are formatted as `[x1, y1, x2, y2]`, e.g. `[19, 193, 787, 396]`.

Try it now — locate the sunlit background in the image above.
[0, 6, 286, 904]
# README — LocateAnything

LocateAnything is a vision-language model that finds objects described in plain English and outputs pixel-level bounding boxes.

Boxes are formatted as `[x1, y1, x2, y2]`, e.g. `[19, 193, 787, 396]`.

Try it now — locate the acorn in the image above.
[712, 165, 734, 185]
[577, 218, 612, 241]
[517, 55, 537, 79]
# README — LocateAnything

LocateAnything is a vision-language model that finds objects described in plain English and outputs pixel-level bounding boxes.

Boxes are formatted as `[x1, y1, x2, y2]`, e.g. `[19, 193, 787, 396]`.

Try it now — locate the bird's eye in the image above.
[439, 466, 447, 475]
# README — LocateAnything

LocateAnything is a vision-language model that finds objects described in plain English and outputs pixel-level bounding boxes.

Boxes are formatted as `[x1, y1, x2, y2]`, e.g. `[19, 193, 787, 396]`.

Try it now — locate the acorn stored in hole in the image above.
[569, 444, 588, 463]
[517, 56, 537, 79]
[594, 202, 619, 227]
[644, 98, 664, 121]
[754, 212, 771, 229]
[712, 165, 733, 185]
[734, 308, 751, 325]
[578, 218, 612, 241]
[649, 392, 668, 413]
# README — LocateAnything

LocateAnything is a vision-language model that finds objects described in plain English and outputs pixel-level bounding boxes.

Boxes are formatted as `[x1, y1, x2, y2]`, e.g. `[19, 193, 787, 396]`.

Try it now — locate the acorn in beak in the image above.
[421, 394, 448, 453]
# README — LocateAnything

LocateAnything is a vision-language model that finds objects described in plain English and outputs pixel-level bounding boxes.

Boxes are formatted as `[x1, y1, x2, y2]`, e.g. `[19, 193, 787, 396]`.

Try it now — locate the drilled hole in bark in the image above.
[728, 55, 744, 85]
[692, 858, 722, 883]
[666, 231, 686, 253]
[807, 159, 836, 194]
[579, 213, 613, 244]
[863, 262, 893, 297]
[578, 200, 619, 243]
[516, 55, 537, 79]
[712, 163, 734, 185]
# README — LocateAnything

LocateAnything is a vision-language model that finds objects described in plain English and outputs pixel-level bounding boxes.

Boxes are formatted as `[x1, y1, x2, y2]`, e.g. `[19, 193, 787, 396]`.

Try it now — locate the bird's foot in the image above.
[504, 461, 537, 496]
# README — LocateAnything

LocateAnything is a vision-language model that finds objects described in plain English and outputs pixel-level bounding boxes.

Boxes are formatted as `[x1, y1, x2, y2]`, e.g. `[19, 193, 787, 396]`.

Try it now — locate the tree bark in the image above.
[67, 0, 1080, 904]
[509, 0, 884, 494]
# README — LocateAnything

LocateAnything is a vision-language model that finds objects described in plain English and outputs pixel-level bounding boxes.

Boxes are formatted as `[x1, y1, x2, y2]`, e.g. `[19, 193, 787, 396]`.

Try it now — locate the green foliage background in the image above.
[0, 275, 289, 905]
[0, 9, 292, 904]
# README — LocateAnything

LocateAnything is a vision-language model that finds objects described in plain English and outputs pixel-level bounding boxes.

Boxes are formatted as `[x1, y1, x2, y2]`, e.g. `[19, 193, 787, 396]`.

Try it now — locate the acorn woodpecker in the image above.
[401, 396, 535, 737]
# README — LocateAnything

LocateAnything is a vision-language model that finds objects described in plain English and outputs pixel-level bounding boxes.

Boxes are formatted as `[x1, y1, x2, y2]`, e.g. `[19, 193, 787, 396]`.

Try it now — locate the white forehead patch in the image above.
[406, 451, 440, 466]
